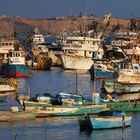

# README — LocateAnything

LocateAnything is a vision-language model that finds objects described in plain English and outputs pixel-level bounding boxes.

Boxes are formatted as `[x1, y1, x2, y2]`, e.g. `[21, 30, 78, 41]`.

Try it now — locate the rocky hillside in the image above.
[0, 15, 132, 38]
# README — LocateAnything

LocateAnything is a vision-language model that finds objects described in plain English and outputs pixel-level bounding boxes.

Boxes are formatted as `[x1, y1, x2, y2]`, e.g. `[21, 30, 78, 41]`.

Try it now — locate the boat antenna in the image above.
[93, 65, 96, 93]
[83, 0, 90, 35]
[68, 6, 73, 33]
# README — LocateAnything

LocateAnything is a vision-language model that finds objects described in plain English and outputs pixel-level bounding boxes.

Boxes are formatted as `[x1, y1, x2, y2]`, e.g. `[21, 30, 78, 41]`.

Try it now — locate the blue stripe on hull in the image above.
[95, 69, 114, 79]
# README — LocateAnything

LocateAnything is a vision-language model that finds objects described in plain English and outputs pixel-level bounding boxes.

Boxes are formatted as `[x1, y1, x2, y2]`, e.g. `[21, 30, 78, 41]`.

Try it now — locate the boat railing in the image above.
[64, 44, 82, 48]
[125, 48, 140, 55]
[112, 41, 131, 46]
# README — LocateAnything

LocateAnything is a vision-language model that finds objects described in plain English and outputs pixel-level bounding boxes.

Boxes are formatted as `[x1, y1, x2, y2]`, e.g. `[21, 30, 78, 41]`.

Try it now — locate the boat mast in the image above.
[26, 80, 31, 97]
[83, 0, 90, 35]
[76, 69, 78, 95]
[93, 64, 96, 93]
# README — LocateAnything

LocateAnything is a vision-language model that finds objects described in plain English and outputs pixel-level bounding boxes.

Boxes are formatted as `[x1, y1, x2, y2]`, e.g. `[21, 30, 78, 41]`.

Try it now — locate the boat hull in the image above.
[79, 111, 132, 130]
[118, 73, 140, 84]
[24, 103, 108, 116]
[61, 54, 93, 70]
[89, 66, 115, 79]
[0, 94, 7, 101]
[103, 101, 140, 112]
[84, 98, 140, 112]
[103, 81, 140, 93]
[3, 65, 31, 78]
[0, 85, 16, 93]
[90, 116, 132, 129]
[117, 92, 140, 101]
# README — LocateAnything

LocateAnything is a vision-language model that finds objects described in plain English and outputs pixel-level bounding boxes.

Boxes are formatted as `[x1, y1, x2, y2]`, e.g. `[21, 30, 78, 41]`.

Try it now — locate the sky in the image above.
[0, 0, 140, 19]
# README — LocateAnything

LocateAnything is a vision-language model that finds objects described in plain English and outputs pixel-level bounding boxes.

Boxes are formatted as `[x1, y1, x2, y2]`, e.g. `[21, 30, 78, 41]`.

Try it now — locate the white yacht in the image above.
[31, 27, 48, 53]
[60, 35, 104, 70]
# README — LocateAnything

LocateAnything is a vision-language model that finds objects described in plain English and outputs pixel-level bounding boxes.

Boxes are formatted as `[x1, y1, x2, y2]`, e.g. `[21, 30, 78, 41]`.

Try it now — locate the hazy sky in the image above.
[0, 0, 140, 19]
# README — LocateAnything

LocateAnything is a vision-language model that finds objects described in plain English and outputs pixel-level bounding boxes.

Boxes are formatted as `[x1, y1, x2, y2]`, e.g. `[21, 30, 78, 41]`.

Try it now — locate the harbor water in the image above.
[0, 67, 140, 140]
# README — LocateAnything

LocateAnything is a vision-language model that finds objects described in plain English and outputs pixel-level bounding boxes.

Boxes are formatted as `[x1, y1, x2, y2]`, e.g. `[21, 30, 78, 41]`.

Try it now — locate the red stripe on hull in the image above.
[8, 72, 31, 78]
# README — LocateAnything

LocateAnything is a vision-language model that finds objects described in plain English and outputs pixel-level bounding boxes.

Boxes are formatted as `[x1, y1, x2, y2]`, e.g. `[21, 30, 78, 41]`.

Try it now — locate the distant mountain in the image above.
[0, 15, 130, 38]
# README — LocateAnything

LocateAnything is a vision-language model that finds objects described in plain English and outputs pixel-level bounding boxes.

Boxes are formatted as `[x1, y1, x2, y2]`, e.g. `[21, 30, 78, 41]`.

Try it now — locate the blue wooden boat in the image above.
[2, 50, 31, 78]
[79, 110, 132, 130]
[95, 68, 116, 79]
[89, 64, 115, 80]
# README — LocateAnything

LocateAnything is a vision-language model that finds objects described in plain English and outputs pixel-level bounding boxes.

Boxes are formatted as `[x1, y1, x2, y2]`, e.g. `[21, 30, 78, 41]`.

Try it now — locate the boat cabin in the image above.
[8, 50, 26, 65]
[62, 36, 102, 58]
[0, 38, 18, 63]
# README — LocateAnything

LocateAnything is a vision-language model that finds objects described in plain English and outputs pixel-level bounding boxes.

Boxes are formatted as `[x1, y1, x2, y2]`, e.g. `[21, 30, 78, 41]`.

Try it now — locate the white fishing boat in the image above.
[60, 13, 113, 70]
[60, 36, 103, 70]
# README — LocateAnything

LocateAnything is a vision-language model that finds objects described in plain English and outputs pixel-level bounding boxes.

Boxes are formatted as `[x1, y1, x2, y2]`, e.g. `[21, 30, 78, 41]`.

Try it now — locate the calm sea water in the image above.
[0, 67, 140, 140]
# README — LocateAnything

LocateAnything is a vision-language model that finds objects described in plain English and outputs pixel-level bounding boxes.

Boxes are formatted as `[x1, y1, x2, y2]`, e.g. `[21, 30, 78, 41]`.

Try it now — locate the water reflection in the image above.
[0, 68, 140, 140]
[0, 119, 48, 140]
[79, 127, 132, 140]
[0, 112, 139, 140]
[17, 68, 94, 97]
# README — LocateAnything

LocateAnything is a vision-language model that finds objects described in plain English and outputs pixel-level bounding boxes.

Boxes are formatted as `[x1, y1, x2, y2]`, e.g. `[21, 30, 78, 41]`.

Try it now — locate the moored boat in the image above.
[101, 101, 140, 112]
[0, 78, 18, 93]
[89, 46, 127, 80]
[83, 93, 140, 112]
[89, 64, 117, 80]
[60, 35, 104, 70]
[79, 110, 132, 130]
[2, 50, 31, 78]
[56, 92, 83, 105]
[103, 81, 140, 94]
[18, 94, 108, 117]
[26, 104, 108, 117]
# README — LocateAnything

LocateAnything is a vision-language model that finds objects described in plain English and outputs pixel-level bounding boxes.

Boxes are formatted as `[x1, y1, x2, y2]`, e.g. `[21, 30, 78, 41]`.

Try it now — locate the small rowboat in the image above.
[79, 110, 132, 130]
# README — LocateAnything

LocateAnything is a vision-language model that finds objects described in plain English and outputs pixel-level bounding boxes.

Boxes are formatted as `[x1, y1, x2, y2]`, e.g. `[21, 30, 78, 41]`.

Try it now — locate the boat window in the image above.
[17, 53, 20, 57]
[9, 52, 12, 57]
[1, 43, 5, 46]
[92, 52, 96, 58]
[13, 52, 16, 57]
[0, 54, 3, 58]
[15, 53, 17, 57]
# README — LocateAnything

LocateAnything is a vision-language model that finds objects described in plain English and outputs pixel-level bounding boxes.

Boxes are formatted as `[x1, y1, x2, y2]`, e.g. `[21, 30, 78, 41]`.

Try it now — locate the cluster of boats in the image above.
[1, 14, 140, 130]
[16, 92, 133, 130]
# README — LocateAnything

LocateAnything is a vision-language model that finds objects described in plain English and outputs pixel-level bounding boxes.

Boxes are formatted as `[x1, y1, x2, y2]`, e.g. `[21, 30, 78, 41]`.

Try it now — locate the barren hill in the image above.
[0, 15, 131, 38]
